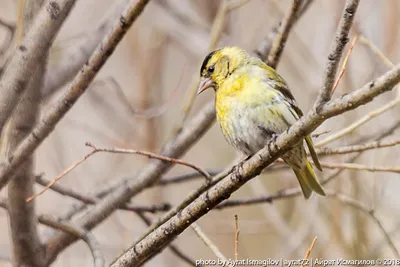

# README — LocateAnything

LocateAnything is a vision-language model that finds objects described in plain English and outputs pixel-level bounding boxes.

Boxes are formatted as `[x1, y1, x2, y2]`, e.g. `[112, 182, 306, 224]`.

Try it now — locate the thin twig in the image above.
[266, 0, 303, 68]
[35, 175, 170, 213]
[315, 0, 360, 107]
[359, 35, 394, 69]
[110, 61, 400, 266]
[234, 215, 239, 261]
[27, 142, 210, 202]
[331, 35, 359, 95]
[301, 236, 317, 267]
[191, 222, 228, 263]
[173, 0, 231, 135]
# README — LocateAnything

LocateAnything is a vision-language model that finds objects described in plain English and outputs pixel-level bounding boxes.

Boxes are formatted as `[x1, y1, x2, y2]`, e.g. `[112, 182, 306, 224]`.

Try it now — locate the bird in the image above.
[196, 46, 325, 199]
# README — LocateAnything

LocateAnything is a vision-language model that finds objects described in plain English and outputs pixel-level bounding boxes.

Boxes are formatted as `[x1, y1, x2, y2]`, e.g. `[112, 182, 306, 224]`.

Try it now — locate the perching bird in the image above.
[197, 46, 325, 199]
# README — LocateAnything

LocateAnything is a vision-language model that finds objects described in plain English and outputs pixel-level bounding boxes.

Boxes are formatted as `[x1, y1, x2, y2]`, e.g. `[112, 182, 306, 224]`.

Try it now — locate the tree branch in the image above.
[0, 0, 151, 190]
[266, 0, 304, 68]
[5, 1, 48, 266]
[314, 0, 360, 108]
[0, 0, 76, 135]
[42, 0, 130, 97]
[109, 62, 400, 266]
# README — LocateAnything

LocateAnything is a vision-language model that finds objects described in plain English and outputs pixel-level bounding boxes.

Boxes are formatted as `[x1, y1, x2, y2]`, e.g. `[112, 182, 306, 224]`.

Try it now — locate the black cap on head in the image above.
[200, 50, 217, 76]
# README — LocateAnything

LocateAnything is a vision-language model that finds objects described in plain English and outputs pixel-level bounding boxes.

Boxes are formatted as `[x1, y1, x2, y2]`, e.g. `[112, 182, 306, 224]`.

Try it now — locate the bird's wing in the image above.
[261, 63, 323, 171]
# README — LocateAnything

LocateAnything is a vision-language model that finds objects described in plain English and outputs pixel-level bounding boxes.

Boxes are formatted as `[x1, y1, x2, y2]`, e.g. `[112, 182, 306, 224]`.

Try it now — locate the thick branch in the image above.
[110, 63, 400, 266]
[315, 0, 360, 108]
[0, 0, 151, 190]
[6, 1, 48, 266]
[0, 0, 76, 135]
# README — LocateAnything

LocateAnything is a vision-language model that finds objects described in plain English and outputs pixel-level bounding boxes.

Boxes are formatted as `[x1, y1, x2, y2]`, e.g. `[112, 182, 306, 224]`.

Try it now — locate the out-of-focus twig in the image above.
[359, 35, 394, 69]
[331, 35, 358, 95]
[0, 0, 77, 137]
[234, 214, 239, 261]
[320, 162, 400, 174]
[191, 222, 228, 263]
[219, 190, 399, 258]
[301, 236, 317, 267]
[5, 1, 48, 266]
[0, 0, 151, 191]
[40, 218, 105, 267]
[315, 0, 360, 108]
[110, 60, 400, 266]
[266, 0, 303, 69]
[317, 35, 397, 147]
[27, 141, 210, 202]
[255, 0, 315, 62]
[175, 0, 231, 135]
[35, 175, 170, 213]
[0, 198, 104, 267]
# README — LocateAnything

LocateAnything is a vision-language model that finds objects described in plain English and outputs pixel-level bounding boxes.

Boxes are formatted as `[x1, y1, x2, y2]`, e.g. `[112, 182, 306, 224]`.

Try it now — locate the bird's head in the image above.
[197, 46, 248, 95]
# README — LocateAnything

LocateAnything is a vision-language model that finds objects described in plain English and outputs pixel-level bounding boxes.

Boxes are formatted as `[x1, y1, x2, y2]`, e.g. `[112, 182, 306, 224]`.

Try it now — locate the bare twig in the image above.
[0, 0, 151, 190]
[317, 36, 398, 147]
[44, 102, 216, 264]
[316, 139, 400, 155]
[0, 0, 76, 136]
[42, 0, 130, 97]
[110, 61, 400, 266]
[191, 222, 228, 263]
[35, 175, 170, 213]
[320, 161, 400, 174]
[136, 213, 198, 267]
[27, 142, 210, 202]
[315, 0, 360, 108]
[331, 35, 358, 95]
[234, 215, 239, 261]
[301, 236, 317, 267]
[266, 0, 303, 68]
[316, 98, 400, 147]
[174, 0, 230, 134]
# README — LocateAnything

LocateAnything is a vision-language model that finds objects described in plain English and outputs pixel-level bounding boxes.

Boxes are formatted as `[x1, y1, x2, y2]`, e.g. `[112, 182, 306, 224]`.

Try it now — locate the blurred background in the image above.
[0, 0, 399, 266]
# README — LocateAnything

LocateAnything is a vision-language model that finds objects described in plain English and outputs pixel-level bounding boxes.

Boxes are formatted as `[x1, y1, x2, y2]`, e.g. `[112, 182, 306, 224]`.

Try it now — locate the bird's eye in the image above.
[208, 66, 215, 74]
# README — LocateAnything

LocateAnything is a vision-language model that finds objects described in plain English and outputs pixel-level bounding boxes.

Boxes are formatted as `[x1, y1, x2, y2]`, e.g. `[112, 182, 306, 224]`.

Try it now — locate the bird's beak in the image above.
[197, 77, 215, 95]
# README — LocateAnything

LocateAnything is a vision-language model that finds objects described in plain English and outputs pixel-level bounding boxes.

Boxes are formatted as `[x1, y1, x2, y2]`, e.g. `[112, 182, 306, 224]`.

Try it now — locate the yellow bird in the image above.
[197, 46, 325, 199]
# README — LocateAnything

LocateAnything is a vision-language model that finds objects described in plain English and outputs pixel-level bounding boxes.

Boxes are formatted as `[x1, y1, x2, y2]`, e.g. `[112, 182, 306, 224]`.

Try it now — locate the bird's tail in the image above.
[293, 161, 326, 199]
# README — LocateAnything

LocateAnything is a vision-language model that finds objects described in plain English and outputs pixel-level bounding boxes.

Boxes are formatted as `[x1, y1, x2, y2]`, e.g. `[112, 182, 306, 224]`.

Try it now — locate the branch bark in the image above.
[0, 0, 76, 135]
[110, 63, 400, 266]
[5, 1, 48, 266]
